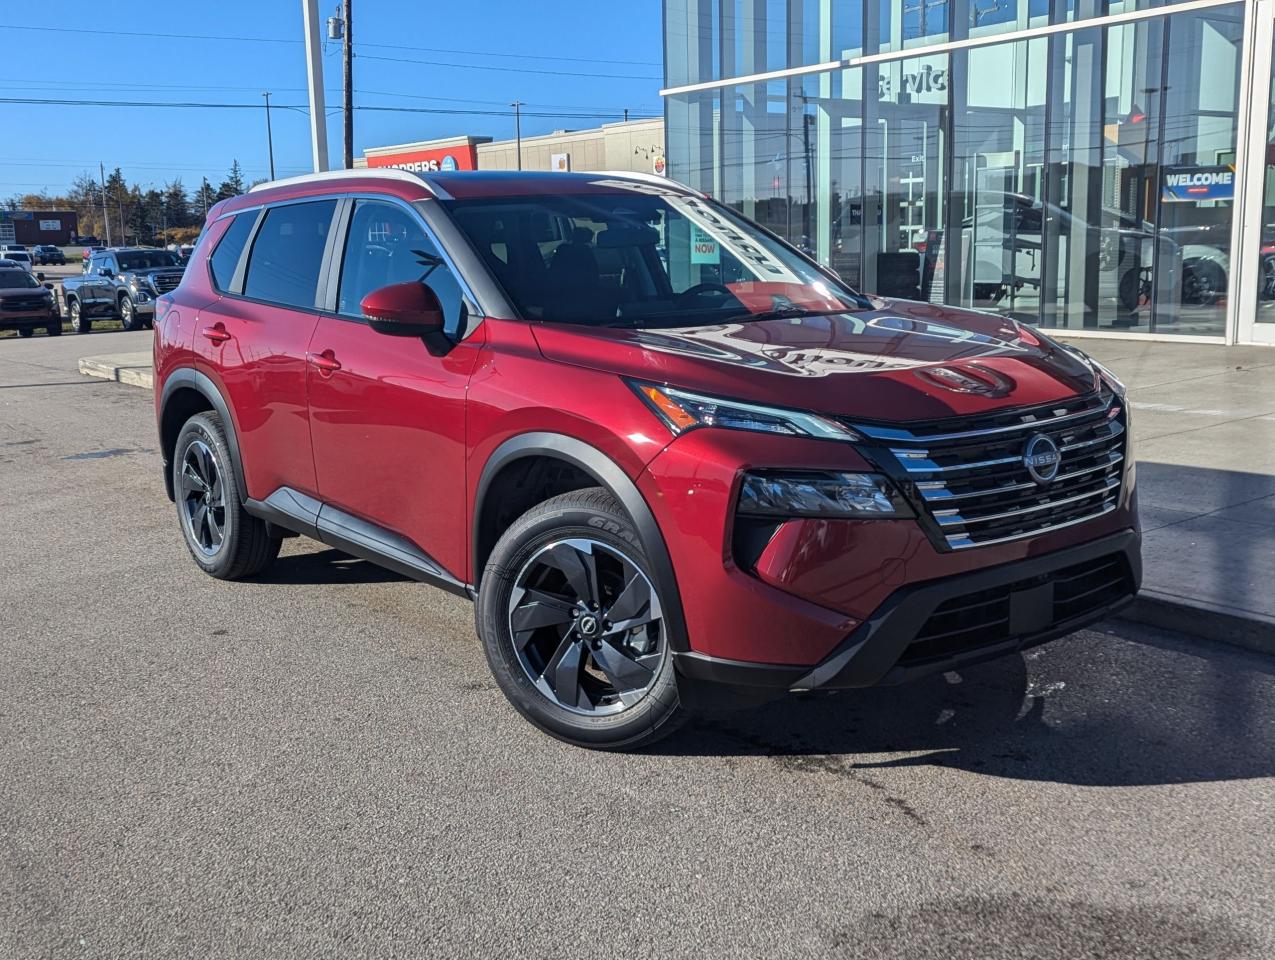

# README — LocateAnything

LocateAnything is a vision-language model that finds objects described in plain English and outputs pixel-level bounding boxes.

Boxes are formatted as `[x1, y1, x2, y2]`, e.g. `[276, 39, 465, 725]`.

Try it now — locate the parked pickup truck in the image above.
[61, 247, 185, 333]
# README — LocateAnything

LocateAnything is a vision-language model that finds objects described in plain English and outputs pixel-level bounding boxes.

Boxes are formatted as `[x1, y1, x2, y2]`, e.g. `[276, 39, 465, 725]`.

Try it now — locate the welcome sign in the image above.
[1161, 164, 1235, 202]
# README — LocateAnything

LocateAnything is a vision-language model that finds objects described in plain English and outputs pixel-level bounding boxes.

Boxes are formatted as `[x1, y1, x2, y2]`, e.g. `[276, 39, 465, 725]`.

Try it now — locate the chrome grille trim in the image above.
[944, 502, 1119, 550]
[932, 476, 1120, 527]
[852, 390, 1127, 551]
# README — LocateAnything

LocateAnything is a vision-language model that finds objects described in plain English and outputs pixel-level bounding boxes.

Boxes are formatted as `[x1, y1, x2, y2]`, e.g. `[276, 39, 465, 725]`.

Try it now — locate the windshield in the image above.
[0, 270, 39, 289]
[445, 190, 867, 328]
[6, 252, 30, 262]
[117, 251, 181, 270]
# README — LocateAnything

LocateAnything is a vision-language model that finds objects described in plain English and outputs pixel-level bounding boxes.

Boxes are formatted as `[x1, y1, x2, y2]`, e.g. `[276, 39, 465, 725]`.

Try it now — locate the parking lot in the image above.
[0, 331, 1272, 958]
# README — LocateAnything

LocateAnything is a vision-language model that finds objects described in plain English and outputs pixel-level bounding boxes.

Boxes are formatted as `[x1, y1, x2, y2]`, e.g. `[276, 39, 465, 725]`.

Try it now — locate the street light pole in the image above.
[263, 91, 276, 180]
[300, 0, 329, 172]
[342, 0, 354, 169]
[99, 161, 111, 246]
[511, 100, 524, 170]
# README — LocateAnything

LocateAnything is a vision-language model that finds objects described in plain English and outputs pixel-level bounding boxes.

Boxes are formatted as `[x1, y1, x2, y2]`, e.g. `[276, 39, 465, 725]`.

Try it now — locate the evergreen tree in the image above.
[215, 160, 246, 201]
[163, 179, 190, 229]
[193, 178, 216, 219]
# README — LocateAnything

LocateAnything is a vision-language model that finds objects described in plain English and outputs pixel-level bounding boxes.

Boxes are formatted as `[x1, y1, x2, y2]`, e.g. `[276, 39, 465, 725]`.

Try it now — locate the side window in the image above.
[336, 199, 465, 328]
[208, 213, 256, 292]
[242, 200, 337, 309]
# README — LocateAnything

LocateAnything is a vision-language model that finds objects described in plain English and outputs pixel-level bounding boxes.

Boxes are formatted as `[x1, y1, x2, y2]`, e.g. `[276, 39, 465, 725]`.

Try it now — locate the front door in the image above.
[306, 197, 483, 581]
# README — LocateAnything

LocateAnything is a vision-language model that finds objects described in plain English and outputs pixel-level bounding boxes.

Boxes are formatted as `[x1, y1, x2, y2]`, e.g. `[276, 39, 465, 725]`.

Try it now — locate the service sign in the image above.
[39, 219, 61, 231]
[1161, 165, 1235, 203]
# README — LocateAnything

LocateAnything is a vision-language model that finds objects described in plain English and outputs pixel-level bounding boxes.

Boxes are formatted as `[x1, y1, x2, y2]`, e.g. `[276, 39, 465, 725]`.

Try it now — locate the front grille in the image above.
[1, 295, 48, 312]
[900, 552, 1132, 666]
[854, 389, 1127, 550]
[151, 273, 182, 293]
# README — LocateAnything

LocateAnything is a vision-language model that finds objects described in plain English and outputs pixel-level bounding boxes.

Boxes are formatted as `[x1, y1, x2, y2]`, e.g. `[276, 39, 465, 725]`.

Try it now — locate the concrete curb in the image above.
[78, 354, 154, 390]
[1116, 589, 1275, 658]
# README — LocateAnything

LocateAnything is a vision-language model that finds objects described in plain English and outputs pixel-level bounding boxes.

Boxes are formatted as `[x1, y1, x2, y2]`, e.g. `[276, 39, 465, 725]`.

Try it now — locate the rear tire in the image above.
[173, 412, 281, 580]
[476, 487, 685, 751]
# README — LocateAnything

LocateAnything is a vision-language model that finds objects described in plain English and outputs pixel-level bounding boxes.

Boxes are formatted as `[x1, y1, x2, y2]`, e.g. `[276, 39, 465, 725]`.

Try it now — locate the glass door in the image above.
[1236, 0, 1275, 344]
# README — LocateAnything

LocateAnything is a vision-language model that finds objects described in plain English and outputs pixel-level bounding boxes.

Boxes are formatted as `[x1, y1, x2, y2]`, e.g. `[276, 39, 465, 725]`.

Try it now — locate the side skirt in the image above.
[244, 486, 471, 599]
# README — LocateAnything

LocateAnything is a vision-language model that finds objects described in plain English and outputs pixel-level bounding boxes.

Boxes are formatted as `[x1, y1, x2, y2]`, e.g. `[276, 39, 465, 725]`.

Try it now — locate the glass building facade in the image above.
[663, 0, 1275, 343]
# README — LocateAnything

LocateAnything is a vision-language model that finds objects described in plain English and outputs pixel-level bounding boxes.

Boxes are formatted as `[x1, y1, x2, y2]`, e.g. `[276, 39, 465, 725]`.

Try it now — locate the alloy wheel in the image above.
[507, 538, 665, 716]
[179, 438, 227, 556]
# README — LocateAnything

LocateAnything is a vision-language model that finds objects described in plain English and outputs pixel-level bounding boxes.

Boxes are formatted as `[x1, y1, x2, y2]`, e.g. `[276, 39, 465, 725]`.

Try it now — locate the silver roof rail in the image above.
[247, 167, 437, 196]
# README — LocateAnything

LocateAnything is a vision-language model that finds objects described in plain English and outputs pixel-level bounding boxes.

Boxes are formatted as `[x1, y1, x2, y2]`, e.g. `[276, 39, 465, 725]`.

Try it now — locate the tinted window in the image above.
[336, 199, 465, 328]
[0, 270, 38, 289]
[208, 212, 256, 292]
[117, 250, 181, 270]
[242, 200, 336, 308]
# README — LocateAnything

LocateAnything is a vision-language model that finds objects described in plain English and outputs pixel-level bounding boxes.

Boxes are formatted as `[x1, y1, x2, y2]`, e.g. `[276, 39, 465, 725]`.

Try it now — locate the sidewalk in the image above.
[79, 338, 1275, 653]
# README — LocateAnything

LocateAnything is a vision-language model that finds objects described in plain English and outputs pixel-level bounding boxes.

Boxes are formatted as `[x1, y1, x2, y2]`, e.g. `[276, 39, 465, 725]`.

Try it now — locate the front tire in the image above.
[173, 412, 281, 580]
[17, 327, 34, 338]
[69, 299, 91, 334]
[476, 487, 684, 750]
[46, 318, 61, 337]
[119, 294, 140, 331]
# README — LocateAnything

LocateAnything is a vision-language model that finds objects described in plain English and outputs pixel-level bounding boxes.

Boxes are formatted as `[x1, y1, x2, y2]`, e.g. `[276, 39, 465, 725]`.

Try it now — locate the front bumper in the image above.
[673, 528, 1140, 694]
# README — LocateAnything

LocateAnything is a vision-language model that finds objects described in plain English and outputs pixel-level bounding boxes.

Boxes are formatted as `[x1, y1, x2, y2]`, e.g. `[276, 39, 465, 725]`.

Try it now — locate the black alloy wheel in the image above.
[476, 487, 685, 750]
[508, 537, 665, 716]
[179, 437, 226, 557]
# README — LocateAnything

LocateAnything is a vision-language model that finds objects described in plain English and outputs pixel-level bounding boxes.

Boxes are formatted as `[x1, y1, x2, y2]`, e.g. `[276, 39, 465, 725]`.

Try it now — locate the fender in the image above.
[158, 367, 246, 502]
[474, 432, 689, 653]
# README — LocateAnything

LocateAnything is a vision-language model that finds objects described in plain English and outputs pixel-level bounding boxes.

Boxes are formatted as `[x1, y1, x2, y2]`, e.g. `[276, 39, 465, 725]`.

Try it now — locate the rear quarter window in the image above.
[208, 213, 258, 292]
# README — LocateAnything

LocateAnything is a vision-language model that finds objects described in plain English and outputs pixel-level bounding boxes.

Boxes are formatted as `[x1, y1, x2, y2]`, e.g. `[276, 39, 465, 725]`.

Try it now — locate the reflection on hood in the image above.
[628, 313, 1032, 379]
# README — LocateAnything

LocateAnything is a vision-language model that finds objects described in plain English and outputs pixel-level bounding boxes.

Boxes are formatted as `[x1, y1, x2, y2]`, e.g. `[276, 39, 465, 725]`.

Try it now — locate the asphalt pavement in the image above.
[2, 331, 1274, 959]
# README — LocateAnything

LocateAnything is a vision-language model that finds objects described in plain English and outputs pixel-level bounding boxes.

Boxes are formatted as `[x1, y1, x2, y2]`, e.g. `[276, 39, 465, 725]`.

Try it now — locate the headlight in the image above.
[631, 381, 860, 441]
[739, 471, 911, 518]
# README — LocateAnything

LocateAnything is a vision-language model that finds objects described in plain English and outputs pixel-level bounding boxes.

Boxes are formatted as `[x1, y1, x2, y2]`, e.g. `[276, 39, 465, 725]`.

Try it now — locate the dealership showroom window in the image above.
[664, 0, 1275, 344]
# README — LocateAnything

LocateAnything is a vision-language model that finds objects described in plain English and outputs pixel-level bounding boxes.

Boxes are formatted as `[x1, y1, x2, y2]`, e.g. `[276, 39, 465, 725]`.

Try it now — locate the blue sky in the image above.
[0, 0, 664, 197]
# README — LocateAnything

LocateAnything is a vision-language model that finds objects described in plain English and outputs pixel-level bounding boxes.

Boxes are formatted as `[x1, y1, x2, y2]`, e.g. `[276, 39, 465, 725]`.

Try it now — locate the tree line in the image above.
[2, 161, 256, 246]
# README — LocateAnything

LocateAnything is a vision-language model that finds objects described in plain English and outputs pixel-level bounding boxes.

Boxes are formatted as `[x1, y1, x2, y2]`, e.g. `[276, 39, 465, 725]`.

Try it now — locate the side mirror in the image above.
[101, 267, 114, 278]
[43, 282, 54, 291]
[361, 281, 446, 338]
[36, 272, 45, 282]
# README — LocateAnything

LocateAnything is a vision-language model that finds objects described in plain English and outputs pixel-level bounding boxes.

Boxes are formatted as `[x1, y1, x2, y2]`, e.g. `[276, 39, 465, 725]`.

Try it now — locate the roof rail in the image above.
[247, 167, 436, 196]
[589, 171, 704, 198]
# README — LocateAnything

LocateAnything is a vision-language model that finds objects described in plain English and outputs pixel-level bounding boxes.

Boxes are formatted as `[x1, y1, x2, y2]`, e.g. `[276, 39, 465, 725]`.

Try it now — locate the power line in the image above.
[0, 96, 656, 121]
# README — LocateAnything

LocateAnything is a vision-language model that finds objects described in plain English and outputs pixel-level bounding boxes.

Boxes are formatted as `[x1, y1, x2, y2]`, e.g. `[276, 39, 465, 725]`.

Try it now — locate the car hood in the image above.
[530, 298, 1099, 422]
[0, 285, 50, 299]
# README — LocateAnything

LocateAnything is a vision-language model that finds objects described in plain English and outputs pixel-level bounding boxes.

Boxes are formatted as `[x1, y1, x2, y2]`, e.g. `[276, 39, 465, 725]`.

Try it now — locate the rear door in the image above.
[194, 198, 339, 502]
[305, 196, 483, 581]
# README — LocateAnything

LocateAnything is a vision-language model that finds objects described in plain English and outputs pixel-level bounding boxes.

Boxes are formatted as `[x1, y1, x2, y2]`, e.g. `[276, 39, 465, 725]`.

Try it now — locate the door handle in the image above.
[307, 349, 342, 375]
[201, 323, 232, 344]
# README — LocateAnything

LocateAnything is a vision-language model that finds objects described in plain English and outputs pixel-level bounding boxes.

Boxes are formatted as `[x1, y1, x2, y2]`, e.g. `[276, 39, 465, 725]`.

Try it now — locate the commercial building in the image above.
[663, 0, 1275, 345]
[356, 118, 666, 176]
[0, 210, 79, 246]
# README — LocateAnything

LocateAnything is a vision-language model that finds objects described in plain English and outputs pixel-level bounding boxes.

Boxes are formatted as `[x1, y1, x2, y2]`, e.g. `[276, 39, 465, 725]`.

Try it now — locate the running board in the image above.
[245, 487, 470, 598]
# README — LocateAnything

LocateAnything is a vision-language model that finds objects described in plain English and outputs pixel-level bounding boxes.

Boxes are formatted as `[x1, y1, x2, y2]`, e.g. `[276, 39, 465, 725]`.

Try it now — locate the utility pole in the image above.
[623, 108, 629, 122]
[343, 0, 353, 169]
[301, 0, 329, 172]
[98, 161, 111, 246]
[511, 100, 523, 170]
[263, 91, 276, 180]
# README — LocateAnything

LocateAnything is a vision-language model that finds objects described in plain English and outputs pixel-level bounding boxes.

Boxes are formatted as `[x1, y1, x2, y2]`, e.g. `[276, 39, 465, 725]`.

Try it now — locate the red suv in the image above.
[154, 169, 1139, 749]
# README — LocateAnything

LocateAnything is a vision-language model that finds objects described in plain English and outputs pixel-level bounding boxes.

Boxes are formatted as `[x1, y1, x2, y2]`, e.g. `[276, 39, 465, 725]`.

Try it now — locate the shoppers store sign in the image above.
[1161, 165, 1235, 203]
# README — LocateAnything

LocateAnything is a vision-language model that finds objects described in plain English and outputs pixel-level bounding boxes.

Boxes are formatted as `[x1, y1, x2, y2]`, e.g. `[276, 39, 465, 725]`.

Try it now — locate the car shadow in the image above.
[657, 624, 1275, 787]
[254, 547, 409, 585]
